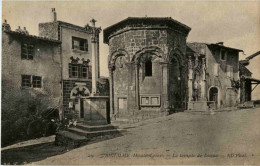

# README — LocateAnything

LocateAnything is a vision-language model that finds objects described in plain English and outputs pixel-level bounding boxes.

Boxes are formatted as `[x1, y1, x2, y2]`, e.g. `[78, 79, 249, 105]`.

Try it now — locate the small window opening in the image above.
[145, 60, 152, 76]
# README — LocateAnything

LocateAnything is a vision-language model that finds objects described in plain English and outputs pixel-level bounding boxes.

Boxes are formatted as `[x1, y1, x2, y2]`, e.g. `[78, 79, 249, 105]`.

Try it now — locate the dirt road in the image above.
[5, 108, 260, 165]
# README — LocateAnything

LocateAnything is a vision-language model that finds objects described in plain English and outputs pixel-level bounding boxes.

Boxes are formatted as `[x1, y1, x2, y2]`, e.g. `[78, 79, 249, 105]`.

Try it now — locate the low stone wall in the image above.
[63, 78, 109, 115]
[188, 101, 209, 111]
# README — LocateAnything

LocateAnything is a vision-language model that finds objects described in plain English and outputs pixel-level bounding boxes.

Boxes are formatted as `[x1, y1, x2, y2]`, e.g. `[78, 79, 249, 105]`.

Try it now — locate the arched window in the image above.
[145, 60, 152, 76]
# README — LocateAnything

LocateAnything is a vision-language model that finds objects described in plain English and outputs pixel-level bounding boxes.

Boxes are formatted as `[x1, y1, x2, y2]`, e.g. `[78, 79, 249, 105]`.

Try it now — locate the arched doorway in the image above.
[70, 85, 90, 119]
[209, 87, 218, 108]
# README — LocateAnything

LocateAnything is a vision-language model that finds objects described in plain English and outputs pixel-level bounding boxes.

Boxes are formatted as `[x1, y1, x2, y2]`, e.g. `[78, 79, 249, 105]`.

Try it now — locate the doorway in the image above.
[75, 98, 85, 119]
[209, 87, 218, 107]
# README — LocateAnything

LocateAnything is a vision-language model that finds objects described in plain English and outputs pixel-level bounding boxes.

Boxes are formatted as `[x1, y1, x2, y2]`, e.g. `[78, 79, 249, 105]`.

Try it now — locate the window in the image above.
[21, 75, 42, 88]
[72, 37, 88, 51]
[140, 94, 160, 106]
[32, 76, 42, 88]
[22, 75, 31, 87]
[220, 49, 226, 61]
[21, 43, 34, 60]
[69, 64, 90, 78]
[71, 64, 78, 77]
[145, 60, 152, 76]
[82, 66, 88, 78]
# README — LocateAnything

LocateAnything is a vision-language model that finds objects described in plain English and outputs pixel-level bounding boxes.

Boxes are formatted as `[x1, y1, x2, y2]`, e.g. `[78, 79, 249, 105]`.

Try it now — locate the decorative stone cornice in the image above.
[70, 56, 80, 64]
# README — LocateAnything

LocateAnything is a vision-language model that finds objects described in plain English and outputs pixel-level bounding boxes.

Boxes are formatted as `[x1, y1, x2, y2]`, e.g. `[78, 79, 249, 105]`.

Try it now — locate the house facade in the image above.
[187, 42, 242, 110]
[103, 17, 191, 121]
[39, 9, 109, 118]
[2, 20, 62, 109]
[239, 51, 260, 104]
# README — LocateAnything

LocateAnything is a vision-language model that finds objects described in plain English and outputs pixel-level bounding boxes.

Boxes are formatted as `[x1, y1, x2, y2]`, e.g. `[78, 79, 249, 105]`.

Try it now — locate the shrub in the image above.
[1, 89, 59, 146]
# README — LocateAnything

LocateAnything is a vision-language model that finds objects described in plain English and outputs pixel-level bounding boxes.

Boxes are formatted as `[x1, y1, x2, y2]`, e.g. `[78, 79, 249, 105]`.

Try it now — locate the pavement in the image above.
[3, 107, 260, 165]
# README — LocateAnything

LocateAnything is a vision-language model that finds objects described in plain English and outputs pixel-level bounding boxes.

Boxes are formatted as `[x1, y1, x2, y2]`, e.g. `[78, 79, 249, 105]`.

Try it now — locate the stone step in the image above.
[55, 131, 88, 148]
[68, 127, 125, 138]
[73, 123, 118, 132]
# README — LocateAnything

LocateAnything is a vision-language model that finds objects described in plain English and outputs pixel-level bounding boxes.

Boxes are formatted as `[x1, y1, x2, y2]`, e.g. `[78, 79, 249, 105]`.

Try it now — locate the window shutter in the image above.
[72, 37, 74, 49]
[227, 65, 233, 78]
[214, 63, 219, 76]
[227, 65, 230, 77]
[69, 63, 72, 77]
[28, 45, 34, 60]
[230, 66, 233, 79]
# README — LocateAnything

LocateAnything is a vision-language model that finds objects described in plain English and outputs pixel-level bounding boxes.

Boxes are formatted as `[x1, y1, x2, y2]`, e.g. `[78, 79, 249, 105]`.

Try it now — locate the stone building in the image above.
[39, 9, 109, 118]
[103, 17, 191, 121]
[186, 42, 242, 110]
[2, 20, 62, 108]
[239, 51, 260, 104]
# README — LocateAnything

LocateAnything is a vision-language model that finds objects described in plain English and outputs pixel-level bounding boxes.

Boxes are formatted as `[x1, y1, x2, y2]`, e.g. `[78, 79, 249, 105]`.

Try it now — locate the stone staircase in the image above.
[55, 122, 125, 148]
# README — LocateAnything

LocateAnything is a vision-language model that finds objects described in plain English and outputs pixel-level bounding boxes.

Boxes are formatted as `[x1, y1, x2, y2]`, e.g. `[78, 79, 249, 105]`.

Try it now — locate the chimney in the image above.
[23, 27, 29, 35]
[51, 8, 57, 22]
[2, 19, 11, 31]
[15, 26, 23, 33]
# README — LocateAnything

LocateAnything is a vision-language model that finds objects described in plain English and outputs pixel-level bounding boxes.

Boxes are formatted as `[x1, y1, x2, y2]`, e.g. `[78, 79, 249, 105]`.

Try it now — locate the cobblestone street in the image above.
[30, 108, 260, 165]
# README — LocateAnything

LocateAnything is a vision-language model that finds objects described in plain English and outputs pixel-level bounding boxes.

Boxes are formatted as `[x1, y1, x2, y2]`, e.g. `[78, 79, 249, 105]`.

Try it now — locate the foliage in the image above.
[1, 89, 59, 146]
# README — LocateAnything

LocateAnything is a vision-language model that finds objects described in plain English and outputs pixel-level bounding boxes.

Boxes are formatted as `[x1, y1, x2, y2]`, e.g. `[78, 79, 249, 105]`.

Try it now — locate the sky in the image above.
[2, 1, 260, 99]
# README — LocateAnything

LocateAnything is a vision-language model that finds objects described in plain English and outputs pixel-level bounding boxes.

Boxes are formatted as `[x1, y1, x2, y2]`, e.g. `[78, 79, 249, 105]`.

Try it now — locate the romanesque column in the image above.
[200, 58, 206, 100]
[90, 19, 97, 96]
[108, 64, 115, 117]
[161, 62, 169, 112]
[188, 56, 193, 102]
[135, 61, 140, 109]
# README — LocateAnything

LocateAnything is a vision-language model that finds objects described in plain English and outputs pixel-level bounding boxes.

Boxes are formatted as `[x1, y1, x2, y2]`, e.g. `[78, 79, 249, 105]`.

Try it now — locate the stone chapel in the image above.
[104, 17, 191, 121]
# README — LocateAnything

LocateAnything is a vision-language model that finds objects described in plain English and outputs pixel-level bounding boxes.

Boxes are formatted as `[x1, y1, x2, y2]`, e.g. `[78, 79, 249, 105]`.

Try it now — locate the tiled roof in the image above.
[242, 76, 260, 83]
[5, 30, 61, 43]
[239, 62, 252, 76]
[103, 17, 191, 43]
[239, 59, 249, 66]
[187, 42, 207, 55]
[245, 51, 260, 60]
[208, 43, 243, 52]
[187, 42, 243, 53]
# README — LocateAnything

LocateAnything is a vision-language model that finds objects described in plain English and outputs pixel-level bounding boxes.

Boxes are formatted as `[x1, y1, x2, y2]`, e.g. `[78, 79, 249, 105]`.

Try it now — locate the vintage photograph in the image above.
[1, 1, 260, 165]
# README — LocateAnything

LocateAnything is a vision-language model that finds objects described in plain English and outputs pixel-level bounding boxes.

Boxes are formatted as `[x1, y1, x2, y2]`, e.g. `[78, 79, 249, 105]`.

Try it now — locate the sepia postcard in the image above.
[1, 1, 260, 165]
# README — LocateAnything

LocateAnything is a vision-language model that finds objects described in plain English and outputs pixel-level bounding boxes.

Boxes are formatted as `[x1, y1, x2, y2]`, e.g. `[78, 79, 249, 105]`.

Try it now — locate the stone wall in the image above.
[109, 29, 169, 115]
[167, 30, 188, 110]
[109, 29, 168, 61]
[108, 27, 189, 118]
[205, 46, 239, 107]
[2, 31, 61, 108]
[39, 22, 59, 40]
[39, 22, 98, 79]
[59, 27, 94, 79]
[62, 78, 109, 115]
